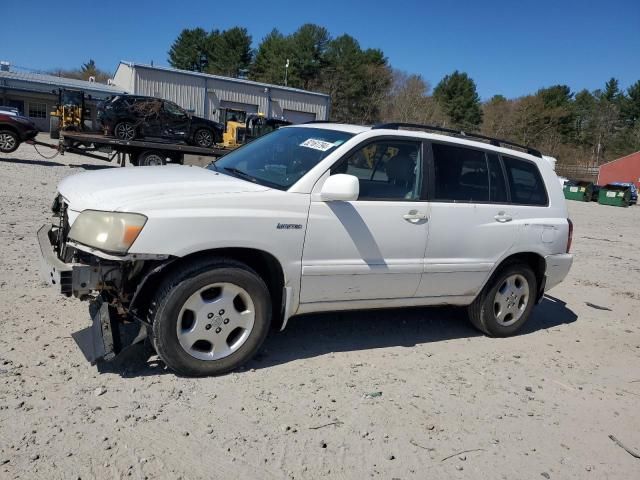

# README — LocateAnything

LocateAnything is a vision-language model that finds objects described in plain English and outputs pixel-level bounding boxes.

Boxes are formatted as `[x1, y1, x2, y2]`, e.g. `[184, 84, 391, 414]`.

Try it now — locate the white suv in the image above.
[38, 122, 573, 376]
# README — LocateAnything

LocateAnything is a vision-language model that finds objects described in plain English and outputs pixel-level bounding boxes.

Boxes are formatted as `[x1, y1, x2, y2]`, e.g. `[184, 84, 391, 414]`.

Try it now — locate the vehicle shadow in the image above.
[248, 294, 577, 370]
[101, 295, 576, 377]
[69, 164, 118, 170]
[0, 157, 65, 167]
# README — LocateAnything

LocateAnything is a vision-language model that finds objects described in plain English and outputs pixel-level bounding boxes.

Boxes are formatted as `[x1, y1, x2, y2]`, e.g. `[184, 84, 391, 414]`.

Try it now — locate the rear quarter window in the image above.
[502, 156, 548, 206]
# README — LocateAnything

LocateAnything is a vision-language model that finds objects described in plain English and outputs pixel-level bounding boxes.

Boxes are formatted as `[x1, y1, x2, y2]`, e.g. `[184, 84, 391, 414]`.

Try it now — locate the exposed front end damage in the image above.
[38, 197, 169, 364]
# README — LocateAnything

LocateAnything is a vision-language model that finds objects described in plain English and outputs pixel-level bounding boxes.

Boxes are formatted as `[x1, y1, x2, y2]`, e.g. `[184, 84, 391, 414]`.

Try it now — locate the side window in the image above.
[487, 153, 508, 203]
[164, 101, 186, 117]
[132, 98, 162, 118]
[432, 143, 489, 202]
[331, 140, 422, 200]
[502, 156, 548, 206]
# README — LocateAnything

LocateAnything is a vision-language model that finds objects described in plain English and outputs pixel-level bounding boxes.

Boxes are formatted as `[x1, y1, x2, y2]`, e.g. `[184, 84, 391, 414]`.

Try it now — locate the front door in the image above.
[300, 139, 428, 304]
[416, 143, 520, 298]
[161, 101, 190, 141]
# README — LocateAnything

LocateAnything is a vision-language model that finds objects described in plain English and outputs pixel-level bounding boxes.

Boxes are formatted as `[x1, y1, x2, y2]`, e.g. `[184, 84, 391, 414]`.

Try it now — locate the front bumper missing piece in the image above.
[72, 295, 147, 365]
[38, 224, 147, 365]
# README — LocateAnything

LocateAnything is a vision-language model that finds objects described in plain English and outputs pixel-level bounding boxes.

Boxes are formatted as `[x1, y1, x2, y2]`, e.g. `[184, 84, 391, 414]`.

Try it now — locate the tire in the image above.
[467, 262, 537, 337]
[193, 128, 214, 148]
[149, 259, 272, 376]
[50, 116, 60, 139]
[0, 130, 19, 153]
[138, 150, 166, 166]
[113, 121, 136, 141]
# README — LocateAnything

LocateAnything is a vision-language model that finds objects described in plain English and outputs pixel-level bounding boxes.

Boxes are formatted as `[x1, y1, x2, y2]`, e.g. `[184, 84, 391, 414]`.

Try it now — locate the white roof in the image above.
[118, 62, 330, 99]
[0, 70, 126, 95]
[292, 123, 369, 134]
[288, 123, 543, 162]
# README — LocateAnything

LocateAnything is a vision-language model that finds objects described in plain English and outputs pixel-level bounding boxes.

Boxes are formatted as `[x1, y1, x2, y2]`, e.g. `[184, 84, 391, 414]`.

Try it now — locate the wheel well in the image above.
[0, 125, 19, 136]
[495, 252, 545, 290]
[132, 248, 285, 330]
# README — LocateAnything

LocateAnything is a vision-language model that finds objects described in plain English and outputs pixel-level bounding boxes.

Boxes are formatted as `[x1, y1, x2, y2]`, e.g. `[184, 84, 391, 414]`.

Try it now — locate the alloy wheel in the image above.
[195, 129, 213, 147]
[493, 274, 529, 326]
[176, 282, 255, 361]
[114, 123, 135, 140]
[0, 133, 17, 152]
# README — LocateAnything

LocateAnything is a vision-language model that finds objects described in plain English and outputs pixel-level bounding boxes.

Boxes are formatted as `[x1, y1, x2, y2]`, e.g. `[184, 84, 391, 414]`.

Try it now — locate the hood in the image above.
[58, 165, 269, 212]
[192, 116, 223, 131]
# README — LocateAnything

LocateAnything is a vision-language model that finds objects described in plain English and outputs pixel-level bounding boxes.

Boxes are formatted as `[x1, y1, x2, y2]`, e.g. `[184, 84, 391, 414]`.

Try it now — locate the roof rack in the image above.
[372, 122, 542, 158]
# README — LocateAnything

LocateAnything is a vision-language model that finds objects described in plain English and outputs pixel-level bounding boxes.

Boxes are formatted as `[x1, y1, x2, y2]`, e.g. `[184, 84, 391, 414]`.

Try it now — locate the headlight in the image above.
[68, 210, 147, 254]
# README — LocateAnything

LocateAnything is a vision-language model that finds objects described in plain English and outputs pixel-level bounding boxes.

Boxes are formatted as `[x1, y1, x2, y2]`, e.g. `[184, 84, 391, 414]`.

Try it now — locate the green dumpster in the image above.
[563, 181, 593, 202]
[598, 184, 631, 207]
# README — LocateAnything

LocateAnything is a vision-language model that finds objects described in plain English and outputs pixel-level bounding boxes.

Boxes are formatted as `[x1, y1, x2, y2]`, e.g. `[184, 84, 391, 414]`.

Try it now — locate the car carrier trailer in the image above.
[26, 130, 232, 166]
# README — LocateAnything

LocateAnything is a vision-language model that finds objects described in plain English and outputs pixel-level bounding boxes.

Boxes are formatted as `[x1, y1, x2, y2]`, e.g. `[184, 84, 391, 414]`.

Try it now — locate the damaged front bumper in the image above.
[38, 224, 147, 364]
[72, 294, 147, 364]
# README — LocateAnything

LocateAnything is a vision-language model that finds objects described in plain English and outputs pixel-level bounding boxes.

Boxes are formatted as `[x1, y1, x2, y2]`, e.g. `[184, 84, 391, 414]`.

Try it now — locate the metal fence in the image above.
[556, 165, 599, 182]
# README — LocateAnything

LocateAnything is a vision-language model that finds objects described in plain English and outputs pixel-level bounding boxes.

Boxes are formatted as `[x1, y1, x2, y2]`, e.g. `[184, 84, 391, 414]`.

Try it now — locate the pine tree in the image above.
[433, 71, 483, 130]
[168, 28, 209, 71]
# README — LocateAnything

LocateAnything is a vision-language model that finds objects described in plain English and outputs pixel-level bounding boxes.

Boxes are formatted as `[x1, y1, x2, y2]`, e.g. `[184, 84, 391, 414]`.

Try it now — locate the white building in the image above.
[112, 62, 330, 124]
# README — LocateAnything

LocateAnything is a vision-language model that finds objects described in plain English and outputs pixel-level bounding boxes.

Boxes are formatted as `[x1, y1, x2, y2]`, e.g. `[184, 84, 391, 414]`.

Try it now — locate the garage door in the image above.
[219, 101, 258, 114]
[283, 109, 316, 124]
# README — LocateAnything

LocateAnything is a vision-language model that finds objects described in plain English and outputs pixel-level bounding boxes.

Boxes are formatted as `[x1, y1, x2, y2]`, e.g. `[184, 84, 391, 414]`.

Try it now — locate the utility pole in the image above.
[284, 59, 289, 87]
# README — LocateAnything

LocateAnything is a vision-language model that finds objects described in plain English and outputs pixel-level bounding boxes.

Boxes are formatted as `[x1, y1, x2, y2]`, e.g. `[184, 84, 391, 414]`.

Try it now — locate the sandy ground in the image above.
[1, 136, 639, 479]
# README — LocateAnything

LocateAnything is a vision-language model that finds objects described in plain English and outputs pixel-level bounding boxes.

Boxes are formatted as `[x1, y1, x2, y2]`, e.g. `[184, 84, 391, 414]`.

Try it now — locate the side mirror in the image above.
[320, 174, 359, 202]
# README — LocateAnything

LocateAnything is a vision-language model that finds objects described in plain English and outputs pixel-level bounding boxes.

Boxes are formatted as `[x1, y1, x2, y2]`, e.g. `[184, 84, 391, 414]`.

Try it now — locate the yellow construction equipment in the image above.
[220, 108, 291, 148]
[50, 89, 88, 139]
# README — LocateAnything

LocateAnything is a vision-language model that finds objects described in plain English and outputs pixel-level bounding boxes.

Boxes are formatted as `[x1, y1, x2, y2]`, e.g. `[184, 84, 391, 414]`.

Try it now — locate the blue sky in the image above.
[2, 0, 639, 99]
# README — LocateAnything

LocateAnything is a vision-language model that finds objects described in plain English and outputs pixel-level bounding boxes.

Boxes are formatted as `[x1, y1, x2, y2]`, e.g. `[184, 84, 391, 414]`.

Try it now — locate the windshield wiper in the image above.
[223, 167, 258, 183]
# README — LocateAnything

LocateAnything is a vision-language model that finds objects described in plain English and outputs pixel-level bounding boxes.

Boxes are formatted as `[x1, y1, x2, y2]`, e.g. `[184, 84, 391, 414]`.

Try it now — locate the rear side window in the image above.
[487, 153, 508, 203]
[502, 156, 548, 205]
[432, 143, 489, 202]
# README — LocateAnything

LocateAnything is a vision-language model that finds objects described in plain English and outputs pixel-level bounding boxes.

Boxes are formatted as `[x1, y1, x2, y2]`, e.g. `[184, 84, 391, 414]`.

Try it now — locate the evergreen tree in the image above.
[433, 71, 483, 129]
[207, 27, 252, 77]
[250, 29, 292, 85]
[168, 28, 209, 71]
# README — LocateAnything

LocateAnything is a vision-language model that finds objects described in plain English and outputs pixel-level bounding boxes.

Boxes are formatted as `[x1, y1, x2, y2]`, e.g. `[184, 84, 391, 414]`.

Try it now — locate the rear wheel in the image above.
[114, 121, 136, 141]
[194, 128, 214, 148]
[150, 259, 272, 376]
[0, 130, 19, 153]
[468, 262, 537, 337]
[137, 150, 166, 166]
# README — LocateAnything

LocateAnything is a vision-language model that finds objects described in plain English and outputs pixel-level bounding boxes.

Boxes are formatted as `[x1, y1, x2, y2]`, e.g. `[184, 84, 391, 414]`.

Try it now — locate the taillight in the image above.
[566, 218, 573, 253]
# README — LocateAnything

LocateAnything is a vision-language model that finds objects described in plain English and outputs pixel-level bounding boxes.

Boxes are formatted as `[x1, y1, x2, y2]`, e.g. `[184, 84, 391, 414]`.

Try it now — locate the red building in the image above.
[598, 151, 640, 189]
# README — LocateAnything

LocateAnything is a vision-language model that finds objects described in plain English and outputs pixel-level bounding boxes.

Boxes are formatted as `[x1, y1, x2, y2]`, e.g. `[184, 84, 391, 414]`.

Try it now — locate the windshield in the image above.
[210, 127, 354, 190]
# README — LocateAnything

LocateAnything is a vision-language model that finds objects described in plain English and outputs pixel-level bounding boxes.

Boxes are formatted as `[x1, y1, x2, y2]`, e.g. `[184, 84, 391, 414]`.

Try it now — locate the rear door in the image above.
[416, 142, 520, 298]
[135, 98, 164, 138]
[300, 138, 429, 303]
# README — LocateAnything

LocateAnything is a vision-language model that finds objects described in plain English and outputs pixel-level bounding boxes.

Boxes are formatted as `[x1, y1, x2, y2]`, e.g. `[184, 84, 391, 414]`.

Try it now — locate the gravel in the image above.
[0, 137, 639, 479]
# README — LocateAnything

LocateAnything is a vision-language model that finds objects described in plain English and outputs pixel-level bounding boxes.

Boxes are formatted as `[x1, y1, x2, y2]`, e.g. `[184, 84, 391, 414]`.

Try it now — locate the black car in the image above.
[0, 110, 39, 153]
[98, 95, 223, 148]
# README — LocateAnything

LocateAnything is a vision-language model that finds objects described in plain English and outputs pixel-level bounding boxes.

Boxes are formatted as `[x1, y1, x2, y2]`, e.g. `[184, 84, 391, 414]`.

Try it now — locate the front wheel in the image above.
[150, 259, 272, 376]
[193, 128, 214, 148]
[467, 262, 537, 337]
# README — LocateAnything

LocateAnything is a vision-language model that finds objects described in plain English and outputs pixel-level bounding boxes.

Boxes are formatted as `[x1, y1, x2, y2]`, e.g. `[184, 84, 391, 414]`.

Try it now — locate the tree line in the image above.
[168, 23, 640, 166]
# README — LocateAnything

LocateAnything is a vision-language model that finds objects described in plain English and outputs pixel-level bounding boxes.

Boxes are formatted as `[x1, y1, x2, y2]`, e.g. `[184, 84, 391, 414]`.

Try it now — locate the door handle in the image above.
[403, 210, 428, 223]
[494, 212, 512, 223]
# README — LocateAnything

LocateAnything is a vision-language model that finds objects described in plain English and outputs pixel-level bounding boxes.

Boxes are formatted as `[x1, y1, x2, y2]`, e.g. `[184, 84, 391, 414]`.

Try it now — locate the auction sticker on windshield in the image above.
[300, 139, 336, 151]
